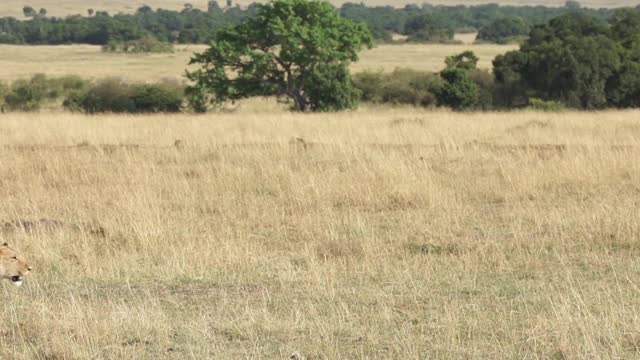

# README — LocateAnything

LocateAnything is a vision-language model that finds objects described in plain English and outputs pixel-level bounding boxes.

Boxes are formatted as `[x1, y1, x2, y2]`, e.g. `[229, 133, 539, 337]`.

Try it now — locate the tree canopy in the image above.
[403, 13, 454, 43]
[186, 0, 372, 112]
[476, 17, 529, 43]
[0, 2, 619, 45]
[493, 10, 640, 109]
[437, 51, 480, 110]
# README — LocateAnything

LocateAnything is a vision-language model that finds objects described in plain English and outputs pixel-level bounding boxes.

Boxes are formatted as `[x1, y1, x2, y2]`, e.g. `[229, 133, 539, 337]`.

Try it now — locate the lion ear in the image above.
[2, 242, 7, 247]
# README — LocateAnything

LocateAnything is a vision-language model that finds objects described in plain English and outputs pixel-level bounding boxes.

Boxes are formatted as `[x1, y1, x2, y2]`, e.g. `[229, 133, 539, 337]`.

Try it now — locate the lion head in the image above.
[0, 243, 31, 287]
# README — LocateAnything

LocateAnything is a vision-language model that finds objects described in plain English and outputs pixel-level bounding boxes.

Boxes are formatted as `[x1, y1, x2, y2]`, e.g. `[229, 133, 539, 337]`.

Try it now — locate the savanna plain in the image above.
[2, 108, 640, 359]
[0, 39, 515, 82]
[1, 8, 640, 359]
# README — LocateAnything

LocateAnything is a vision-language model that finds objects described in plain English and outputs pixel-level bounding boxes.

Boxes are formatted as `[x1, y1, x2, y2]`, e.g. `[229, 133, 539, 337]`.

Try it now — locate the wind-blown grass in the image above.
[1, 108, 640, 358]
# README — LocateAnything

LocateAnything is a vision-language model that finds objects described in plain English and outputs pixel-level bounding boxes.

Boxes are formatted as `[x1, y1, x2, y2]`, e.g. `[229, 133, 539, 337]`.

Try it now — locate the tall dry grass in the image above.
[1, 108, 640, 358]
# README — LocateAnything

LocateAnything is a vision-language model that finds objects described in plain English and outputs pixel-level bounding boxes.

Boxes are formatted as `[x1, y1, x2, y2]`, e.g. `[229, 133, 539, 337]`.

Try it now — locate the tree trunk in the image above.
[290, 89, 310, 112]
[285, 69, 310, 112]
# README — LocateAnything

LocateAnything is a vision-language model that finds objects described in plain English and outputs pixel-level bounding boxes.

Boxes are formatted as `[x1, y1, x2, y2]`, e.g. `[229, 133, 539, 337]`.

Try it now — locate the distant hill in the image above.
[0, 0, 634, 18]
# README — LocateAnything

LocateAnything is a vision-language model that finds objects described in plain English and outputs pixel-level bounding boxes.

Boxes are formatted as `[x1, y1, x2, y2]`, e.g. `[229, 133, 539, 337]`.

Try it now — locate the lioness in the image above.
[0, 243, 31, 287]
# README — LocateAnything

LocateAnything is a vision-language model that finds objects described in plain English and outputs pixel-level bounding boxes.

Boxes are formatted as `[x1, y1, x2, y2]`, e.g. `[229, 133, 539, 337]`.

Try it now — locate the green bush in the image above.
[469, 69, 495, 110]
[304, 63, 360, 112]
[64, 78, 184, 113]
[352, 70, 385, 102]
[435, 51, 484, 111]
[0, 74, 90, 112]
[41, 75, 90, 100]
[131, 83, 184, 113]
[4, 74, 51, 111]
[102, 35, 174, 53]
[64, 78, 134, 113]
[55, 75, 90, 93]
[476, 17, 530, 44]
[404, 14, 455, 43]
[437, 67, 479, 111]
[527, 98, 566, 111]
[353, 69, 441, 107]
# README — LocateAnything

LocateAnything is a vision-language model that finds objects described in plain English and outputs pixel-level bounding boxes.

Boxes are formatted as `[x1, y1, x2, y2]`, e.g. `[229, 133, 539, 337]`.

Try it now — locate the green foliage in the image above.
[445, 51, 479, 71]
[55, 75, 91, 94]
[565, 0, 582, 9]
[354, 63, 491, 110]
[0, 74, 183, 114]
[404, 14, 455, 43]
[476, 17, 529, 43]
[491, 11, 640, 109]
[0, 3, 619, 46]
[102, 35, 174, 53]
[304, 64, 360, 112]
[130, 83, 184, 112]
[469, 69, 495, 110]
[606, 61, 640, 108]
[187, 0, 372, 112]
[436, 52, 480, 111]
[208, 1, 222, 13]
[605, 9, 640, 108]
[437, 68, 479, 111]
[610, 8, 640, 47]
[352, 71, 385, 103]
[184, 83, 209, 113]
[4, 74, 59, 111]
[492, 51, 529, 108]
[4, 81, 44, 111]
[64, 79, 183, 113]
[528, 98, 566, 111]
[0, 4, 257, 45]
[339, 2, 612, 44]
[22, 6, 36, 18]
[63, 78, 134, 113]
[353, 69, 441, 107]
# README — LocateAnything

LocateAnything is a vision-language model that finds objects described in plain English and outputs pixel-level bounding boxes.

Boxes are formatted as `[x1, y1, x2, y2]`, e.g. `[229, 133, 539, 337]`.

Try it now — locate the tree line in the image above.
[186, 1, 640, 112]
[0, 1, 619, 45]
[0, 2, 258, 45]
[494, 9, 640, 109]
[3, 1, 640, 113]
[356, 8, 640, 111]
[340, 1, 613, 43]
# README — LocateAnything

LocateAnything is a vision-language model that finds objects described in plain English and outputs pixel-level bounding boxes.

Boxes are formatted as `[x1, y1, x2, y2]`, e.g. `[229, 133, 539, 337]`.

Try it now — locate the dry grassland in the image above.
[454, 32, 478, 45]
[0, 0, 634, 19]
[1, 107, 640, 359]
[0, 43, 515, 82]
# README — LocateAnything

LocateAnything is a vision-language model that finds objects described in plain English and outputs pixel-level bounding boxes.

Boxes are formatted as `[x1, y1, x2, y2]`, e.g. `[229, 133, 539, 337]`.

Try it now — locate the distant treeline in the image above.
[494, 10, 640, 109]
[0, 1, 620, 45]
[0, 3, 258, 45]
[340, 1, 613, 43]
[356, 8, 640, 111]
[2, 5, 640, 113]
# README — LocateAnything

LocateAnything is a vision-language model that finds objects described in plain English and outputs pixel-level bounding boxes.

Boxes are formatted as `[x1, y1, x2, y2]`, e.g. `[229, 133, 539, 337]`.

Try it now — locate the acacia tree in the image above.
[436, 51, 479, 111]
[186, 0, 372, 112]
